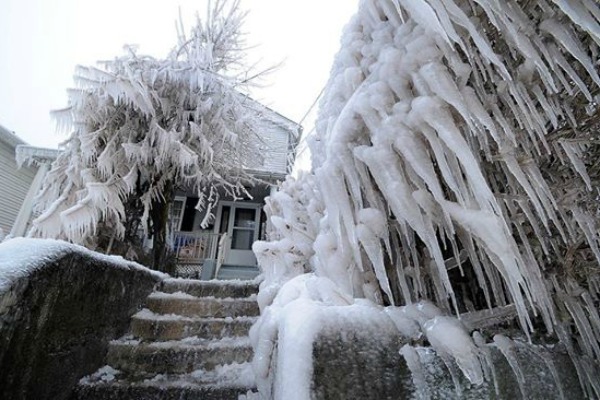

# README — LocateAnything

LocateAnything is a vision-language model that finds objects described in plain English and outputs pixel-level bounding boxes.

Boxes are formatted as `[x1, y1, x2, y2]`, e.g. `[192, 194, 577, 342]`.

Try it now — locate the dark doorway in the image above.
[180, 197, 199, 232]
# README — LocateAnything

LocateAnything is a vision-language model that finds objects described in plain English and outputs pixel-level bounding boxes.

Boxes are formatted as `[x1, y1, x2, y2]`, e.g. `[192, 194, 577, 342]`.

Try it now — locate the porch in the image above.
[171, 231, 259, 280]
[168, 181, 275, 280]
[170, 201, 264, 280]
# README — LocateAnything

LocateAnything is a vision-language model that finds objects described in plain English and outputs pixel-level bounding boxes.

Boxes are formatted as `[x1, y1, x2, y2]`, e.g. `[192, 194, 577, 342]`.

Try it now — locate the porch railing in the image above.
[173, 231, 221, 264]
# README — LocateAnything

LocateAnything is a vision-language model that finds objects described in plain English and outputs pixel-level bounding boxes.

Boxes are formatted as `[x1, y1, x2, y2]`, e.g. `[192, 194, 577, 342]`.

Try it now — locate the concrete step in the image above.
[145, 291, 259, 318]
[161, 278, 259, 299]
[217, 265, 260, 280]
[131, 309, 256, 341]
[72, 364, 255, 400]
[107, 336, 253, 375]
[72, 383, 251, 400]
[217, 266, 260, 280]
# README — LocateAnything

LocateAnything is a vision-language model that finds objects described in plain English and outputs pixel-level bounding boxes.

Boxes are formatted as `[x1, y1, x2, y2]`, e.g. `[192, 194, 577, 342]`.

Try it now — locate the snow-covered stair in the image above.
[72, 278, 260, 400]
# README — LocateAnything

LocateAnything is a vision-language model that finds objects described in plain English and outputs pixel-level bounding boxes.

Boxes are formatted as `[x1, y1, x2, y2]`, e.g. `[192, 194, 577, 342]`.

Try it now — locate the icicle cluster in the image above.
[254, 0, 600, 396]
[314, 0, 600, 315]
[252, 173, 324, 311]
[30, 0, 265, 244]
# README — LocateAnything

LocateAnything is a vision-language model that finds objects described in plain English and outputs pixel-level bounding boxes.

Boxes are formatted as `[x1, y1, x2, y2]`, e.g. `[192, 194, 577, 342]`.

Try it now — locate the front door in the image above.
[216, 202, 261, 267]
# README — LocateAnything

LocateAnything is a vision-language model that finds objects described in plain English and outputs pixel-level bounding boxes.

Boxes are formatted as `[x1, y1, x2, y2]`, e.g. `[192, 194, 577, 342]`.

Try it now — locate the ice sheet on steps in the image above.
[110, 335, 251, 349]
[148, 291, 258, 302]
[142, 362, 254, 388]
[80, 365, 121, 384]
[148, 291, 199, 300]
[81, 362, 255, 389]
[164, 277, 261, 286]
[134, 308, 257, 322]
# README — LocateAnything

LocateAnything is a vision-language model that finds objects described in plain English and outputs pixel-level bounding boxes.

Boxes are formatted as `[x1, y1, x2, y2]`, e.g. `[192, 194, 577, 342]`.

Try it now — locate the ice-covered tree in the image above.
[254, 0, 600, 396]
[30, 0, 265, 269]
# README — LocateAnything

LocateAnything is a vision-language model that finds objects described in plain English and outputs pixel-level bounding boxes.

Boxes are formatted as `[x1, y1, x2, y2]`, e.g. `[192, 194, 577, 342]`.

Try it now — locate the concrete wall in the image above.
[0, 246, 162, 400]
[309, 315, 584, 400]
[312, 324, 415, 399]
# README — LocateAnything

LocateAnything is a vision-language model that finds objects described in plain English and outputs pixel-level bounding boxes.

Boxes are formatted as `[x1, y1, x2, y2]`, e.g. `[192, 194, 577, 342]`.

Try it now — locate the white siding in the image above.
[0, 140, 37, 233]
[239, 98, 301, 177]
[253, 120, 291, 176]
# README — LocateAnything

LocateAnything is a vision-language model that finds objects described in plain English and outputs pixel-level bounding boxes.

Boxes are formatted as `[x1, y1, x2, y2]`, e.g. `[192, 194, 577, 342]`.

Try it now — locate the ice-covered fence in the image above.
[172, 231, 225, 278]
[172, 231, 221, 264]
[0, 238, 164, 400]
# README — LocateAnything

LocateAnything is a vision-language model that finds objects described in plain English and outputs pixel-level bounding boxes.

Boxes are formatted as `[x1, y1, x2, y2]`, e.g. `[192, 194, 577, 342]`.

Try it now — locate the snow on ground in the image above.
[133, 308, 256, 323]
[163, 277, 261, 286]
[79, 365, 121, 385]
[0, 237, 166, 294]
[147, 291, 199, 300]
[81, 361, 255, 389]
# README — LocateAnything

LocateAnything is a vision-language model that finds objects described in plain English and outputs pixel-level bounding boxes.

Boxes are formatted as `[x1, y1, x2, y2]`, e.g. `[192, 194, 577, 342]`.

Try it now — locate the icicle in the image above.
[518, 342, 566, 400]
[540, 18, 600, 88]
[357, 208, 394, 303]
[402, 0, 453, 47]
[411, 97, 498, 213]
[547, 45, 594, 102]
[492, 335, 527, 398]
[572, 207, 600, 265]
[423, 316, 484, 385]
[400, 344, 430, 398]
[559, 140, 593, 191]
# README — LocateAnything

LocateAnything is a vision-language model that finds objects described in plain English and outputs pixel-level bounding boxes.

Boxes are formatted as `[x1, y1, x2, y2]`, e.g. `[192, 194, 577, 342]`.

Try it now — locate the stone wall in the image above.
[0, 242, 163, 400]
[310, 315, 584, 399]
[312, 324, 415, 399]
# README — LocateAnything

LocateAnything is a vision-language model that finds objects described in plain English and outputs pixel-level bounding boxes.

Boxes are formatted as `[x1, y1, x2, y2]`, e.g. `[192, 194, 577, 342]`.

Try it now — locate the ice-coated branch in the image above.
[30, 0, 264, 255]
[254, 0, 600, 395]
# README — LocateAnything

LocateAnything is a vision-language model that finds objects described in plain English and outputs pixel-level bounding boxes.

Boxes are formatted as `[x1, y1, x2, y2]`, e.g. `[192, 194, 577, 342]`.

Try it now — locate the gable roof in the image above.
[0, 124, 27, 148]
[239, 95, 303, 141]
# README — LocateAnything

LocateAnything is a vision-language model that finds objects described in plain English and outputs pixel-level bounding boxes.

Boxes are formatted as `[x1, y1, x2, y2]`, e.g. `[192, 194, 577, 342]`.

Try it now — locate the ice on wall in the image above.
[252, 0, 600, 397]
[0, 237, 166, 293]
[250, 272, 487, 399]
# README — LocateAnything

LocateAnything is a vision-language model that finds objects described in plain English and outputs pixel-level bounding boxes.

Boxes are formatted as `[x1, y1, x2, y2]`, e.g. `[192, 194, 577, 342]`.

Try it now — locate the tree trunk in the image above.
[150, 181, 174, 272]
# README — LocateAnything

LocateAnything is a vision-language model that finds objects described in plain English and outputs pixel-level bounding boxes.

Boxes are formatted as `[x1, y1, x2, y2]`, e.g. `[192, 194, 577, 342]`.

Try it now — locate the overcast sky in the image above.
[0, 0, 358, 149]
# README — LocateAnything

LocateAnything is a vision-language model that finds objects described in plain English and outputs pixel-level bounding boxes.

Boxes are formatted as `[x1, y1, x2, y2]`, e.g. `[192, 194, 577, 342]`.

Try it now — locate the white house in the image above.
[171, 102, 302, 280]
[0, 125, 46, 238]
[7, 102, 301, 280]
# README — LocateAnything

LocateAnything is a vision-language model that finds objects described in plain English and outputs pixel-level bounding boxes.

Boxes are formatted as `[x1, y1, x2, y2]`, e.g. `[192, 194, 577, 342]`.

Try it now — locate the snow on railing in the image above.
[173, 231, 221, 265]
[15, 145, 60, 168]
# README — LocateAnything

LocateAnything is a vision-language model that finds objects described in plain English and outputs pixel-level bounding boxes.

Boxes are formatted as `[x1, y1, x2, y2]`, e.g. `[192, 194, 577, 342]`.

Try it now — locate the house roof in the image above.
[240, 95, 303, 141]
[0, 124, 27, 148]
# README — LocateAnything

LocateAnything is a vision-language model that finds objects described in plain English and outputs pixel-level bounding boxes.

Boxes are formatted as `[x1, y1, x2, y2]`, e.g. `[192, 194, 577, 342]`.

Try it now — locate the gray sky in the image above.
[0, 0, 358, 149]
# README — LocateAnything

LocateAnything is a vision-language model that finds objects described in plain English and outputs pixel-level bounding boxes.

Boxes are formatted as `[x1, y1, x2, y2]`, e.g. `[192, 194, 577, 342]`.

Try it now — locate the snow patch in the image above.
[0, 237, 165, 294]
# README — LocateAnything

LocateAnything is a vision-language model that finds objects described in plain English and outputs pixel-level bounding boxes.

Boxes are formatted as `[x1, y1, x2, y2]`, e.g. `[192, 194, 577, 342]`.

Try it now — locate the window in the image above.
[230, 208, 256, 250]
[170, 197, 186, 232]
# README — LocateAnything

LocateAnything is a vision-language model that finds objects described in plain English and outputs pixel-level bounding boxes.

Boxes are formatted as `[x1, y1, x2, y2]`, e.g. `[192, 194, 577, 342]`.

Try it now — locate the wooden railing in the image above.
[172, 231, 221, 264]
